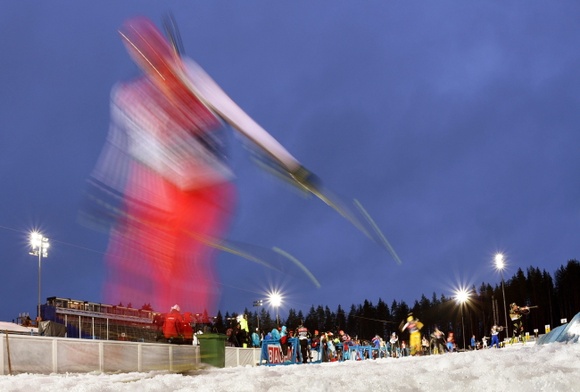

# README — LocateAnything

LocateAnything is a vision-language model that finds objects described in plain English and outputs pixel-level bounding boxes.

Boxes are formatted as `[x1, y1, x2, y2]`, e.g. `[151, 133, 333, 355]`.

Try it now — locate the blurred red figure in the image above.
[88, 16, 311, 315]
[94, 18, 236, 314]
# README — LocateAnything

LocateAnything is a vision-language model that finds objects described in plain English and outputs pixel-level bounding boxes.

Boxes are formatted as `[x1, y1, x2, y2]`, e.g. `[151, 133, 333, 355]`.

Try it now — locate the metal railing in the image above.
[1, 333, 264, 374]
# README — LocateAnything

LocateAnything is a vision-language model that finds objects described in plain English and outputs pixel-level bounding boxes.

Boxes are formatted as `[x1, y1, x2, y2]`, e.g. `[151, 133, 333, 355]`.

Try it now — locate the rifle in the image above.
[519, 305, 538, 315]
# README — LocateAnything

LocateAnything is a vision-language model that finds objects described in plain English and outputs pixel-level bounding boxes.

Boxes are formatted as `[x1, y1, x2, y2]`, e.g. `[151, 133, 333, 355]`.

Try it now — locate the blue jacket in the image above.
[251, 332, 261, 347]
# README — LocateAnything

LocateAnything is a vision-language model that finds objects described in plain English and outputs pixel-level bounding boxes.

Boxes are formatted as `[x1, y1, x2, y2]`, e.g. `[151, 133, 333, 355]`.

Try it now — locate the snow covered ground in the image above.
[1, 342, 579, 392]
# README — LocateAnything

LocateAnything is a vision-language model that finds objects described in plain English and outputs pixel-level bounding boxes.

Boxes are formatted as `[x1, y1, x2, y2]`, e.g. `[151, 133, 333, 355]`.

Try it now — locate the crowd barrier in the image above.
[260, 337, 307, 365]
[0, 333, 269, 374]
[3, 334, 368, 374]
[0, 333, 200, 375]
[225, 345, 261, 367]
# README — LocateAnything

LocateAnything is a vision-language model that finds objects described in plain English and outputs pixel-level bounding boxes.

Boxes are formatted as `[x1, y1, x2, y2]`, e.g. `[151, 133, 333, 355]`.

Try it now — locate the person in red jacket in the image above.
[181, 312, 194, 343]
[163, 305, 184, 343]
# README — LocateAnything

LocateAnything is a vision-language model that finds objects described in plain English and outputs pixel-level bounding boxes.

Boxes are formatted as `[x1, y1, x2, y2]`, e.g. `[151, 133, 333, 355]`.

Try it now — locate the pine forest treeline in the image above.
[212, 260, 580, 349]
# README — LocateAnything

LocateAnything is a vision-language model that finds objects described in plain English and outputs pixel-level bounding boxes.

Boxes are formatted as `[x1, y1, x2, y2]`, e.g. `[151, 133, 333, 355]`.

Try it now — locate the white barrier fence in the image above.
[1, 334, 260, 375]
[225, 345, 262, 367]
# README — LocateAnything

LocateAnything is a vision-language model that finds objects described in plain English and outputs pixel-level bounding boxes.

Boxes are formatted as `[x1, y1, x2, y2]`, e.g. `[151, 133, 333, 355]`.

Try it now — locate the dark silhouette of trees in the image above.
[555, 260, 580, 322]
[214, 260, 580, 348]
[213, 311, 225, 332]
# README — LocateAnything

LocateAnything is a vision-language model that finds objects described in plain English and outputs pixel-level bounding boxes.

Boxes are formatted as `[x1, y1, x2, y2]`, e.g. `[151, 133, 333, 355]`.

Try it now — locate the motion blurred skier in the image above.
[84, 15, 400, 316]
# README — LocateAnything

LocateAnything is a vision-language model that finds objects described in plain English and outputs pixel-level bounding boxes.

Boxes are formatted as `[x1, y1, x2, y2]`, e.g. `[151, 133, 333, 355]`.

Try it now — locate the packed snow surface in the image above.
[1, 343, 579, 392]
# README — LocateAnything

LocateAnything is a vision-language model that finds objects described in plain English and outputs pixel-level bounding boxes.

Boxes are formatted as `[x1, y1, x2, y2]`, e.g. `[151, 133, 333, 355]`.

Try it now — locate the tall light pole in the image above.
[30, 232, 49, 321]
[494, 253, 509, 339]
[268, 291, 282, 327]
[455, 288, 469, 351]
[253, 299, 263, 330]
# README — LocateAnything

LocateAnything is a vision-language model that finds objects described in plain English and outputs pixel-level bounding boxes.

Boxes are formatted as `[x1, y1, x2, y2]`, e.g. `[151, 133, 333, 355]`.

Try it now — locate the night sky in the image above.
[1, 1, 579, 322]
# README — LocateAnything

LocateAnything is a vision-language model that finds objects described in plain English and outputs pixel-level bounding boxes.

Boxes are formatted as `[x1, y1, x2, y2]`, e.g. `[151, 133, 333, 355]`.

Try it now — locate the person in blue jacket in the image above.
[251, 328, 261, 348]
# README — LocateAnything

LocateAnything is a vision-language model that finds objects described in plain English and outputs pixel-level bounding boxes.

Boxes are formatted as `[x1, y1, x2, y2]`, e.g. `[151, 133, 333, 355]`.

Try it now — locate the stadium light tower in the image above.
[268, 291, 283, 327]
[455, 288, 470, 350]
[30, 232, 49, 321]
[253, 299, 263, 330]
[494, 253, 509, 339]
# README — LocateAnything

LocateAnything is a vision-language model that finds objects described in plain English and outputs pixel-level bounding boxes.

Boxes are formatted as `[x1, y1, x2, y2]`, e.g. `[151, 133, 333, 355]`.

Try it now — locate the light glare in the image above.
[30, 231, 49, 254]
[268, 291, 282, 308]
[455, 288, 470, 304]
[494, 253, 505, 270]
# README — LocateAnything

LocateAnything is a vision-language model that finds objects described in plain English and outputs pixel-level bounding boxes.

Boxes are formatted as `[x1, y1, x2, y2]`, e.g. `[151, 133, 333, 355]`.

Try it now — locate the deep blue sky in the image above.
[1, 2, 579, 322]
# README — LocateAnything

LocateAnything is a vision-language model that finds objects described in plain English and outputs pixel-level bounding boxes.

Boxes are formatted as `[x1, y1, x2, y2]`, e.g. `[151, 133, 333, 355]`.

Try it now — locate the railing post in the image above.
[99, 341, 104, 372]
[52, 339, 58, 373]
[0, 332, 5, 375]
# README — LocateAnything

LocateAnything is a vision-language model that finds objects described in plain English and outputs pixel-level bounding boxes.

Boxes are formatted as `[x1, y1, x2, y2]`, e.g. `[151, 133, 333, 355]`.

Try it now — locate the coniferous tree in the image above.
[346, 304, 358, 335]
[297, 310, 305, 325]
[376, 298, 391, 339]
[335, 305, 347, 332]
[316, 306, 326, 331]
[323, 306, 335, 333]
[475, 283, 494, 338]
[357, 300, 371, 340]
[555, 260, 580, 321]
[304, 306, 318, 332]
[542, 270, 555, 328]
[259, 307, 274, 333]
[525, 267, 544, 330]
[391, 300, 410, 332]
[286, 308, 300, 330]
[213, 311, 225, 333]
[223, 312, 234, 330]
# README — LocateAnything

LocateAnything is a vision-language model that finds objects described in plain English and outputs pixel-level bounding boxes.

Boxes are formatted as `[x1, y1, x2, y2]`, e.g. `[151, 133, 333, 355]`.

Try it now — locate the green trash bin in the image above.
[197, 333, 227, 368]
